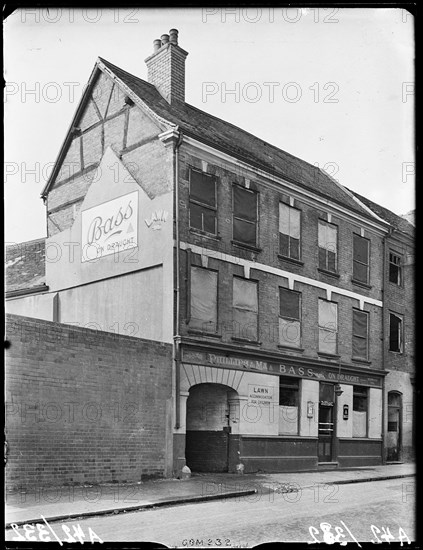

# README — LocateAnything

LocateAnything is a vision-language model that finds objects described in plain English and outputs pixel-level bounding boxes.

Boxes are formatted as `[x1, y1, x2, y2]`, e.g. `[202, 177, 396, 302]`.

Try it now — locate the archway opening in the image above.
[387, 391, 402, 461]
[185, 383, 238, 472]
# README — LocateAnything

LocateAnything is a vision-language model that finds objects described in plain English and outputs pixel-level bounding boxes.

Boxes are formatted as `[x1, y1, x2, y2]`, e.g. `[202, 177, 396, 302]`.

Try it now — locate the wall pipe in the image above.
[174, 128, 183, 430]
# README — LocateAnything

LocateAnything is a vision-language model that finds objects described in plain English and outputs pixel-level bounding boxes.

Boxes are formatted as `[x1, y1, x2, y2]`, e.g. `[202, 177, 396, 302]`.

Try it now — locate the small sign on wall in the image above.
[81, 191, 138, 262]
[248, 385, 273, 406]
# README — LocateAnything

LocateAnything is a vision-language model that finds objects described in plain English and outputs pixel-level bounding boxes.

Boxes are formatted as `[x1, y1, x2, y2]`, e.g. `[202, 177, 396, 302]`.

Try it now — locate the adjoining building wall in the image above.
[5, 313, 173, 490]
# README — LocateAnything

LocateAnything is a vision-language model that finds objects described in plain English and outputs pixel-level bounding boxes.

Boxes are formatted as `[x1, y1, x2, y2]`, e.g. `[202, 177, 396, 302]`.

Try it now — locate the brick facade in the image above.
[5, 314, 173, 490]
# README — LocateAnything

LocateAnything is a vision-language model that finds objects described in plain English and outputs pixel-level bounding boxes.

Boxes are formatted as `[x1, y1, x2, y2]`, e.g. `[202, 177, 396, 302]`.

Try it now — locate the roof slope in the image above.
[347, 189, 415, 238]
[99, 58, 376, 220]
[5, 238, 47, 294]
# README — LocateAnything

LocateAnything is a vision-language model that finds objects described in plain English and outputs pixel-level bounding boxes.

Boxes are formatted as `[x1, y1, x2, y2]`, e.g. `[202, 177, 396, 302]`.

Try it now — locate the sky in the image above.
[4, 7, 415, 244]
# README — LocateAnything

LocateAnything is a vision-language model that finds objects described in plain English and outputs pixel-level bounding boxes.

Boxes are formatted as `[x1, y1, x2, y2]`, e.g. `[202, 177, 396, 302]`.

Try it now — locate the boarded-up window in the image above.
[318, 299, 338, 354]
[279, 377, 299, 434]
[233, 185, 257, 246]
[233, 277, 258, 341]
[189, 169, 217, 234]
[389, 252, 402, 285]
[352, 310, 369, 360]
[279, 203, 301, 260]
[353, 386, 368, 437]
[279, 288, 301, 348]
[353, 234, 370, 284]
[389, 313, 402, 352]
[318, 220, 338, 272]
[190, 266, 218, 332]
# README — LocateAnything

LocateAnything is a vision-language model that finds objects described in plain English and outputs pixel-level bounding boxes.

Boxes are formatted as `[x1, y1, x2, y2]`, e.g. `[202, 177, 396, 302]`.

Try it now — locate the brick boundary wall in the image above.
[5, 313, 173, 491]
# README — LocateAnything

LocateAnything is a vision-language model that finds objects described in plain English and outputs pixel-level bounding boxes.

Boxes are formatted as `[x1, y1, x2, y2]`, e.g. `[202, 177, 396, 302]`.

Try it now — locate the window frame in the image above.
[279, 202, 302, 261]
[389, 251, 402, 286]
[232, 276, 259, 342]
[352, 233, 370, 285]
[353, 385, 368, 438]
[318, 298, 338, 355]
[279, 376, 300, 435]
[389, 312, 403, 353]
[279, 287, 302, 348]
[232, 184, 258, 247]
[189, 264, 219, 334]
[189, 167, 217, 236]
[318, 219, 339, 273]
[352, 308, 369, 361]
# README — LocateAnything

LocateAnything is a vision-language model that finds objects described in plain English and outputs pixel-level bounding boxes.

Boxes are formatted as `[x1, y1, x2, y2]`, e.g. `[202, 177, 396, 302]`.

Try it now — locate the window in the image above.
[352, 309, 369, 360]
[353, 386, 368, 437]
[233, 185, 258, 246]
[318, 299, 338, 355]
[189, 168, 217, 234]
[389, 313, 403, 352]
[279, 288, 301, 348]
[389, 252, 402, 285]
[279, 377, 299, 434]
[233, 277, 258, 341]
[279, 203, 301, 260]
[189, 266, 218, 332]
[318, 220, 338, 272]
[353, 234, 370, 284]
[387, 392, 401, 432]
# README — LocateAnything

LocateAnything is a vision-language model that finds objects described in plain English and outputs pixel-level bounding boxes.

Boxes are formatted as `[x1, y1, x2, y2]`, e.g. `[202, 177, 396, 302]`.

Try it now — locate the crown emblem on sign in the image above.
[145, 209, 168, 230]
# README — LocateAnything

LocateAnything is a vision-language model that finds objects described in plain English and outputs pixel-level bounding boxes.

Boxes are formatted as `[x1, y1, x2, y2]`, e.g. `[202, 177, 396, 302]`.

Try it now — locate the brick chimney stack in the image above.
[145, 29, 188, 104]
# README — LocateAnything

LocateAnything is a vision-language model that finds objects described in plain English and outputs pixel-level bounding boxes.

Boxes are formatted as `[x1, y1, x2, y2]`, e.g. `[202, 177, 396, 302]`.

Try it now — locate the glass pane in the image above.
[318, 221, 327, 248]
[353, 311, 368, 338]
[190, 170, 215, 206]
[389, 263, 400, 284]
[234, 185, 257, 222]
[326, 223, 337, 247]
[190, 202, 202, 230]
[319, 383, 334, 403]
[290, 208, 301, 239]
[354, 235, 369, 263]
[353, 394, 367, 412]
[319, 328, 337, 354]
[290, 238, 300, 259]
[279, 318, 301, 347]
[233, 278, 258, 311]
[352, 336, 368, 358]
[319, 300, 337, 328]
[353, 260, 368, 283]
[279, 406, 298, 434]
[279, 233, 289, 257]
[327, 250, 336, 272]
[353, 411, 367, 437]
[203, 208, 216, 234]
[389, 314, 401, 351]
[233, 308, 257, 340]
[279, 387, 298, 406]
[318, 247, 326, 270]
[279, 288, 300, 319]
[388, 392, 401, 407]
[190, 267, 217, 331]
[233, 218, 256, 245]
[279, 203, 290, 235]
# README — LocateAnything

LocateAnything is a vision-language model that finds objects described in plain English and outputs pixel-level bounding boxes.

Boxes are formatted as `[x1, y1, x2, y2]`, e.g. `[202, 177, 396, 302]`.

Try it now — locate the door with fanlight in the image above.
[318, 383, 335, 462]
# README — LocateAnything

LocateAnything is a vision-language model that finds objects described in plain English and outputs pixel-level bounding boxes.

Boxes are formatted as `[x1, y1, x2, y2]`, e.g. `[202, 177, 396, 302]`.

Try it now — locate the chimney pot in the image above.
[161, 34, 170, 46]
[153, 39, 162, 52]
[169, 29, 178, 45]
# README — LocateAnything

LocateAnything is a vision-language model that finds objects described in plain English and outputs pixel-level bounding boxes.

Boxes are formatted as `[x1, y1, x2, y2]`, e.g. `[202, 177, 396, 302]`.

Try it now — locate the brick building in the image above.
[6, 30, 414, 483]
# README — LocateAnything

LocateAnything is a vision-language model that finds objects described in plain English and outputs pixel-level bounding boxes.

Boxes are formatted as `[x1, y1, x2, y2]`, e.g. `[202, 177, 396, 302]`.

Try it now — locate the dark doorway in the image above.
[185, 383, 236, 472]
[387, 392, 402, 461]
[318, 383, 335, 462]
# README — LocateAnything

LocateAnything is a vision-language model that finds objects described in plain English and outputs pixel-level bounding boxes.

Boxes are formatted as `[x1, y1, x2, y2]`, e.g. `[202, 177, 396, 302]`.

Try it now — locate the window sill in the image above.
[351, 357, 372, 365]
[187, 329, 222, 339]
[388, 349, 403, 355]
[317, 352, 341, 359]
[231, 241, 262, 254]
[277, 254, 304, 267]
[231, 337, 262, 346]
[351, 278, 372, 290]
[189, 228, 221, 241]
[277, 344, 304, 352]
[318, 268, 340, 279]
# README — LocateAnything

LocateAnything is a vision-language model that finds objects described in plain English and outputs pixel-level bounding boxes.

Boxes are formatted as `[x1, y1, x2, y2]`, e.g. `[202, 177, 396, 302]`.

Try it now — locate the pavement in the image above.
[5, 463, 415, 528]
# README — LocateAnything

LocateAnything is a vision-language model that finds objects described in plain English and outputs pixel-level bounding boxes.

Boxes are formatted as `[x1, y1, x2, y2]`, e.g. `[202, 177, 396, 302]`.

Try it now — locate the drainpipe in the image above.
[174, 128, 183, 429]
[381, 229, 392, 464]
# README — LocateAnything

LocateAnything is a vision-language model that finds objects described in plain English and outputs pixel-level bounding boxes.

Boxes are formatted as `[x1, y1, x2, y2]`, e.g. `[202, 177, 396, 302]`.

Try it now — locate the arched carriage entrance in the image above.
[185, 383, 238, 472]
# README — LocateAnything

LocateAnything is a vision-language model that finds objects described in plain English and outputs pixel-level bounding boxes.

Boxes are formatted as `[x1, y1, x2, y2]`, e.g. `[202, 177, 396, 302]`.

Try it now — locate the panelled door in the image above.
[318, 383, 335, 462]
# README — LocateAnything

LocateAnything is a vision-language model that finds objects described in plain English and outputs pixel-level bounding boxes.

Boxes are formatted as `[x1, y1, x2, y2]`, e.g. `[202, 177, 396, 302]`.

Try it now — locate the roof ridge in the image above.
[6, 236, 46, 249]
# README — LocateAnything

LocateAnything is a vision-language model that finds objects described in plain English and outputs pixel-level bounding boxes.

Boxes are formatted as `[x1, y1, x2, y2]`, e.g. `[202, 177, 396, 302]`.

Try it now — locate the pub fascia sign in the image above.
[81, 191, 138, 262]
[182, 352, 381, 388]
